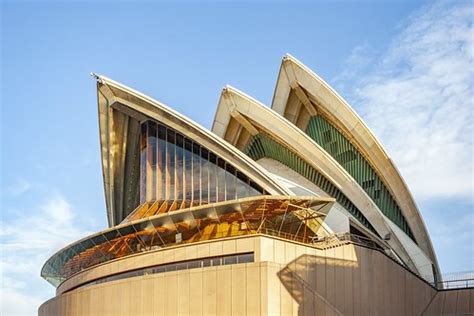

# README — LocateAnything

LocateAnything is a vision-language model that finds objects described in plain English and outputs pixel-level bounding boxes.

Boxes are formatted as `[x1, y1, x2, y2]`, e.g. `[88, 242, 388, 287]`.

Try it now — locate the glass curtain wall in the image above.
[139, 120, 264, 208]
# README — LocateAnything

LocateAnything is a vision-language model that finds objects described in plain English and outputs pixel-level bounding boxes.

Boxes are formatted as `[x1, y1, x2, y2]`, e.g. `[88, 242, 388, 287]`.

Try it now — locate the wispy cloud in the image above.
[337, 1, 474, 201]
[4, 178, 32, 197]
[0, 194, 92, 315]
[333, 44, 377, 91]
[1, 276, 43, 316]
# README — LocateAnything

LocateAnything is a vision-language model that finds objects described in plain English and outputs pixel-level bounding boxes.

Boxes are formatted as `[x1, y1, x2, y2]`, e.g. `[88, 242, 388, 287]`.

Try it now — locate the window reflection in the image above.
[139, 120, 266, 208]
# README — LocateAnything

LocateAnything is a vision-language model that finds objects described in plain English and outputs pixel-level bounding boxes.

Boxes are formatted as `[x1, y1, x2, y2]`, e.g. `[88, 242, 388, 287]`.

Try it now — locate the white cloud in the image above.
[4, 178, 32, 197]
[41, 195, 74, 223]
[1, 286, 43, 316]
[340, 1, 474, 201]
[333, 44, 377, 90]
[0, 195, 92, 316]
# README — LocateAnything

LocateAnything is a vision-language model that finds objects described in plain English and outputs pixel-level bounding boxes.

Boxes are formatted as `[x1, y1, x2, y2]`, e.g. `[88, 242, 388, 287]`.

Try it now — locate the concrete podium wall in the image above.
[39, 235, 473, 315]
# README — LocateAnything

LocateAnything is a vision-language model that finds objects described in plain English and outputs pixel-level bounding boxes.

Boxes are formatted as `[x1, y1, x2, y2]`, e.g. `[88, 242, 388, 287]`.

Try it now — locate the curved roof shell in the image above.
[94, 74, 291, 226]
[211, 86, 434, 275]
[270, 55, 438, 277]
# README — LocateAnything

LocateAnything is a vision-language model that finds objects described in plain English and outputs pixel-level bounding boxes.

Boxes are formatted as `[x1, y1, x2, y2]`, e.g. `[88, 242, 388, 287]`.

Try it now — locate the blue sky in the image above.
[1, 1, 473, 315]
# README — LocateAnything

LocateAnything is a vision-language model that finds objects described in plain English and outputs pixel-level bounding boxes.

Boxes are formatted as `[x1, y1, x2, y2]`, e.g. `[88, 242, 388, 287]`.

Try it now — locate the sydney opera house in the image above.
[39, 55, 473, 315]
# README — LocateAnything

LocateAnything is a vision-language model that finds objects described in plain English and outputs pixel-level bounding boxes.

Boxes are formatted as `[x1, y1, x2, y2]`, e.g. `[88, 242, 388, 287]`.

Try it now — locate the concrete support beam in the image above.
[229, 110, 259, 136]
[222, 87, 259, 136]
[290, 81, 317, 116]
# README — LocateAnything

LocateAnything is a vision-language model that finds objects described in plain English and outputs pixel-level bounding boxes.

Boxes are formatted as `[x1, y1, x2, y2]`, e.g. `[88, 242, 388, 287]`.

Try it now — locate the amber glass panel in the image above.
[140, 123, 147, 204]
[192, 143, 200, 204]
[201, 148, 210, 203]
[158, 125, 167, 200]
[166, 129, 175, 201]
[184, 139, 193, 201]
[42, 197, 326, 286]
[147, 122, 157, 201]
[175, 133, 184, 201]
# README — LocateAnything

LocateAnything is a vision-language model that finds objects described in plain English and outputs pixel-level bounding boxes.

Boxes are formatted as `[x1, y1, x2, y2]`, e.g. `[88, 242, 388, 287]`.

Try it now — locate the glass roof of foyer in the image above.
[41, 196, 334, 287]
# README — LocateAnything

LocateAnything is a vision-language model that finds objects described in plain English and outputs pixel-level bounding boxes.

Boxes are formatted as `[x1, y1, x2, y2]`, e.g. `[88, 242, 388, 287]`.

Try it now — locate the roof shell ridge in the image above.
[280, 55, 390, 160]
[274, 54, 440, 276]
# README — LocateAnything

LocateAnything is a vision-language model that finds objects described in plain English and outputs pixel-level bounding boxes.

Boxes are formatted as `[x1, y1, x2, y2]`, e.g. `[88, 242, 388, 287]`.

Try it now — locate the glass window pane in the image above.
[169, 210, 197, 234]
[175, 133, 184, 201]
[192, 145, 201, 205]
[248, 180, 262, 196]
[238, 253, 254, 264]
[153, 266, 166, 273]
[148, 122, 157, 201]
[90, 234, 108, 249]
[187, 261, 200, 269]
[225, 163, 237, 201]
[224, 256, 238, 265]
[149, 215, 176, 246]
[175, 262, 187, 271]
[184, 139, 193, 202]
[209, 153, 217, 203]
[131, 221, 153, 250]
[217, 158, 226, 202]
[140, 123, 147, 203]
[236, 171, 249, 199]
[158, 125, 167, 201]
[167, 129, 176, 201]
[165, 264, 177, 272]
[201, 148, 210, 204]
[102, 228, 122, 242]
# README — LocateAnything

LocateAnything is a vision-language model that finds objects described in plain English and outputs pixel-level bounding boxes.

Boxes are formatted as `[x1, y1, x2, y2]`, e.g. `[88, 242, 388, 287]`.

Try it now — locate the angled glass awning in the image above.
[41, 196, 334, 287]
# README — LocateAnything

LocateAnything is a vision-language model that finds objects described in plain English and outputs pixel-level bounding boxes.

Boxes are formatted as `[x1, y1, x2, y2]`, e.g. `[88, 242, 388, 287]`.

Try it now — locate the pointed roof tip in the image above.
[282, 54, 306, 67]
[225, 84, 237, 90]
[283, 53, 296, 61]
[222, 84, 239, 94]
[221, 85, 266, 107]
[90, 72, 104, 84]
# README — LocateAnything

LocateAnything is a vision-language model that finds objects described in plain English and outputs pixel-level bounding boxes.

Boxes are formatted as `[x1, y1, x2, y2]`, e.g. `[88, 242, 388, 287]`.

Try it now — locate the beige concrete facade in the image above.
[39, 235, 473, 316]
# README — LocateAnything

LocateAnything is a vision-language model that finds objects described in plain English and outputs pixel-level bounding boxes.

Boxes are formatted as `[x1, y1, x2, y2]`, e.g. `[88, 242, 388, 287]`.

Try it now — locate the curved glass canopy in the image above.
[41, 196, 334, 287]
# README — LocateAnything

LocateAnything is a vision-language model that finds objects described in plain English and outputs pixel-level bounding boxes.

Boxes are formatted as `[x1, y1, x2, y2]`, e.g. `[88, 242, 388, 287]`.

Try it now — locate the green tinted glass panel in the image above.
[306, 115, 415, 241]
[243, 133, 377, 235]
